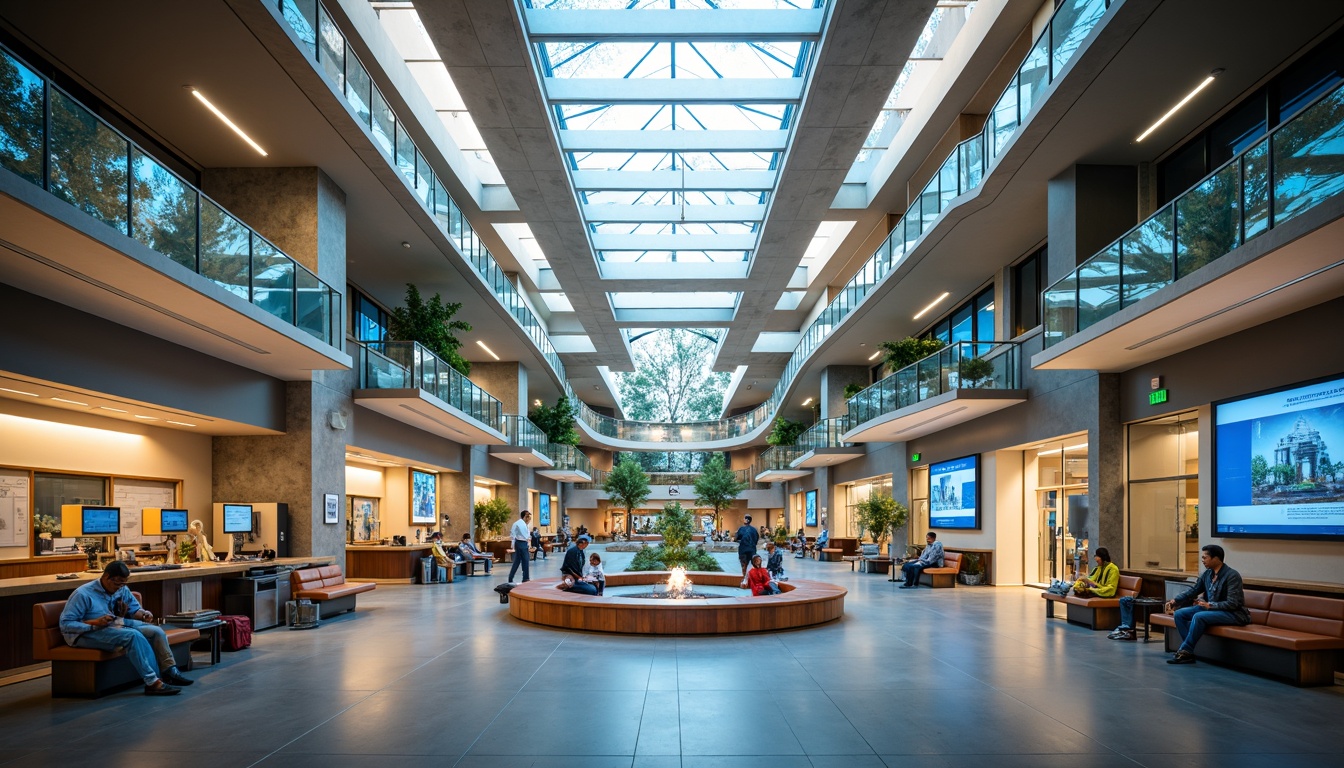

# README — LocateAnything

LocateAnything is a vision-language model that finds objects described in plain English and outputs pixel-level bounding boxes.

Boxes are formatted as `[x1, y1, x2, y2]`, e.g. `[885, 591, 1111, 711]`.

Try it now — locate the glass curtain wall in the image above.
[1028, 437, 1089, 583]
[844, 475, 893, 544]
[1127, 412, 1200, 572]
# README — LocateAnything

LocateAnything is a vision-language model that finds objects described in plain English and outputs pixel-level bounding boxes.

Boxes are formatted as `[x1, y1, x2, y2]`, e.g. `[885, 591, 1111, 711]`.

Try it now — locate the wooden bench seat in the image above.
[1042, 574, 1142, 629]
[1149, 590, 1344, 686]
[918, 551, 963, 588]
[290, 564, 376, 618]
[32, 591, 199, 698]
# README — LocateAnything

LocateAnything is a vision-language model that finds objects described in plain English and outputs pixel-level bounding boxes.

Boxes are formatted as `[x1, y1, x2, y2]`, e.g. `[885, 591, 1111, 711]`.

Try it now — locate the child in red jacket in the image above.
[747, 555, 780, 596]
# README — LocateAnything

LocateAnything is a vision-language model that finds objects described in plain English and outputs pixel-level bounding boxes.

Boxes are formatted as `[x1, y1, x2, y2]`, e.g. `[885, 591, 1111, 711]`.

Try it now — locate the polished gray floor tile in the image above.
[678, 690, 806, 755]
[469, 689, 646, 756]
[3, 750, 270, 768]
[278, 688, 514, 756]
[636, 691, 681, 755]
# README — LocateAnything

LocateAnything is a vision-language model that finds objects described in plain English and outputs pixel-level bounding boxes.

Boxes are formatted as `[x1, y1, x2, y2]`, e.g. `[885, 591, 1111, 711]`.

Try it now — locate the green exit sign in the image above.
[910, 453, 921, 462]
[1149, 388, 1169, 406]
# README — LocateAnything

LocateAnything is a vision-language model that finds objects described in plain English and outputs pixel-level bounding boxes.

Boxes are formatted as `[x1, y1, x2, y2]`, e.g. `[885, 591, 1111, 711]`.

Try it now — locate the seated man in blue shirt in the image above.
[899, 532, 945, 589]
[58, 561, 192, 695]
[458, 533, 493, 573]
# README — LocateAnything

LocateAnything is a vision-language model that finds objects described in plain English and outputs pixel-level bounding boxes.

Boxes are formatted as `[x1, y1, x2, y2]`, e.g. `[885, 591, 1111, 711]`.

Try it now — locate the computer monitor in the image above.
[63, 505, 120, 536]
[222, 503, 253, 534]
[143, 508, 189, 535]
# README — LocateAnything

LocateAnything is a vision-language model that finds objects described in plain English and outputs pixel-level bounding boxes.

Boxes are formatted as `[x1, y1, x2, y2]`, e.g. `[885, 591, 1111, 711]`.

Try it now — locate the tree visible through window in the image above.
[616, 328, 728, 423]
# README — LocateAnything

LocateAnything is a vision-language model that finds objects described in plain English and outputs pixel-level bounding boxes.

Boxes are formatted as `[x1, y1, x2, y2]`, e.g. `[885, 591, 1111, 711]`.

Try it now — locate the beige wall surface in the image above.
[0, 399, 212, 558]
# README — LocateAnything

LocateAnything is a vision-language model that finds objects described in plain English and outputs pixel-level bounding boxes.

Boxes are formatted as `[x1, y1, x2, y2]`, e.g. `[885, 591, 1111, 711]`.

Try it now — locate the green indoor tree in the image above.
[604, 457, 651, 520]
[388, 283, 472, 375]
[694, 455, 747, 526]
[854, 494, 909, 553]
[616, 328, 728, 422]
[766, 417, 806, 447]
[473, 496, 513, 541]
[879, 337, 945, 372]
[529, 396, 581, 446]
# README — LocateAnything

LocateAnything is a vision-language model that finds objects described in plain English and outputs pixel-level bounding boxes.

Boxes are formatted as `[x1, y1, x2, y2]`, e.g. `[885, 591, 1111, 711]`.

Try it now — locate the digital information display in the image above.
[928, 455, 979, 529]
[82, 507, 120, 535]
[222, 504, 253, 534]
[1215, 375, 1344, 539]
[160, 509, 189, 533]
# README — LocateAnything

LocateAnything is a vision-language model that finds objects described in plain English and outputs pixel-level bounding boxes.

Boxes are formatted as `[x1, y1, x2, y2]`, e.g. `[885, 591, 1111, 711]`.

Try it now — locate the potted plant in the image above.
[958, 357, 995, 389]
[772, 521, 790, 546]
[843, 382, 866, 400]
[473, 496, 513, 543]
[34, 514, 59, 553]
[853, 494, 909, 556]
[959, 552, 984, 585]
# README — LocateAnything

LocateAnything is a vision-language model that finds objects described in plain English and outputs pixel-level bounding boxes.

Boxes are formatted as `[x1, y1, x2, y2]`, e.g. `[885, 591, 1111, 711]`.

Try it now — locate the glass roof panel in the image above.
[539, 41, 807, 80]
[582, 190, 768, 206]
[556, 104, 792, 131]
[590, 222, 759, 235]
[570, 151, 779, 172]
[600, 251, 750, 263]
[526, 1, 823, 9]
[610, 292, 741, 309]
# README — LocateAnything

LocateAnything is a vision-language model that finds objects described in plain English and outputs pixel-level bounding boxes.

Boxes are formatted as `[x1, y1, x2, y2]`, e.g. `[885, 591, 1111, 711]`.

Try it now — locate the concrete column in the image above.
[440, 457, 475, 539]
[1046, 165, 1137, 283]
[212, 370, 352, 565]
[201, 167, 347, 293]
[820, 365, 870, 420]
[1089, 373, 1125, 564]
[472, 362, 527, 415]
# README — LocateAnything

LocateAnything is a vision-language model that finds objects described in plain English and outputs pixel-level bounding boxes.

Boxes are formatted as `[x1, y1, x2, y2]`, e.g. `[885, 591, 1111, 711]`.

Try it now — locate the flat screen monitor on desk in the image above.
[143, 508, 190, 535]
[222, 504, 253, 534]
[61, 505, 121, 536]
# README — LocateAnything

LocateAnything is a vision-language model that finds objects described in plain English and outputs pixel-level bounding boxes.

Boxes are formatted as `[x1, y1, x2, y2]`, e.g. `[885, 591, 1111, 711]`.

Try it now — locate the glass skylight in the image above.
[599, 250, 750, 263]
[609, 292, 741, 309]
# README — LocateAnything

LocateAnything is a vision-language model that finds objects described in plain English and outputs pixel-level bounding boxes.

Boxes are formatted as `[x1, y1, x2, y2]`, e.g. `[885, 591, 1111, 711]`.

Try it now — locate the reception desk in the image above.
[0, 556, 334, 673]
[345, 544, 433, 583]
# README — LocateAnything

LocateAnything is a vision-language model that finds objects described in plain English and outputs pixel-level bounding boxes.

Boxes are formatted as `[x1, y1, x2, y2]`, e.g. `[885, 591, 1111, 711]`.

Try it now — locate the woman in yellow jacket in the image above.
[1072, 547, 1119, 597]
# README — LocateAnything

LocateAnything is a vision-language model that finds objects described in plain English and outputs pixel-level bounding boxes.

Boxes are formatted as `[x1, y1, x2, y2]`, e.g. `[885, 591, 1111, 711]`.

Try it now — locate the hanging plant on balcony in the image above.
[529, 395, 581, 446]
[387, 283, 472, 375]
[766, 417, 806, 446]
[878, 337, 945, 372]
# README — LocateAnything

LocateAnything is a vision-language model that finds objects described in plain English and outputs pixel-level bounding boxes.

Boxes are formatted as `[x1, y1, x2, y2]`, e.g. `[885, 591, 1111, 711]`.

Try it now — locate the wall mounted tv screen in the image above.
[82, 506, 121, 535]
[1214, 374, 1344, 539]
[159, 509, 190, 533]
[222, 504, 253, 534]
[928, 455, 979, 529]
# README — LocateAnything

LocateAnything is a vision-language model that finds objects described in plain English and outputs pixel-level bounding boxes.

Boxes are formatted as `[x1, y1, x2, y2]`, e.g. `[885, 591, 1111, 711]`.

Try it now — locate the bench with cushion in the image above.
[1149, 590, 1344, 686]
[32, 591, 199, 698]
[1042, 575, 1142, 630]
[917, 551, 963, 588]
[818, 537, 858, 562]
[290, 565, 376, 618]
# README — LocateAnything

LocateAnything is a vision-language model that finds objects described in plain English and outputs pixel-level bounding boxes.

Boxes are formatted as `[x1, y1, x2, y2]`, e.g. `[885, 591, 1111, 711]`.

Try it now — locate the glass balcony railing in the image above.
[1043, 80, 1344, 347]
[575, 467, 765, 491]
[846, 342, 1020, 427]
[796, 417, 854, 452]
[544, 442, 594, 478]
[357, 341, 504, 432]
[759, 445, 806, 472]
[502, 415, 550, 454]
[278, 0, 1109, 446]
[0, 45, 340, 346]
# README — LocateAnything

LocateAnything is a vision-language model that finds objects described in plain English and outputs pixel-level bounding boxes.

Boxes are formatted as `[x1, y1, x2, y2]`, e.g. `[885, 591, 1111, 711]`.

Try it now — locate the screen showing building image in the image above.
[1214, 374, 1344, 538]
[805, 489, 817, 527]
[410, 470, 437, 525]
[928, 455, 979, 529]
[81, 506, 120, 535]
[539, 493, 551, 526]
[222, 504, 252, 534]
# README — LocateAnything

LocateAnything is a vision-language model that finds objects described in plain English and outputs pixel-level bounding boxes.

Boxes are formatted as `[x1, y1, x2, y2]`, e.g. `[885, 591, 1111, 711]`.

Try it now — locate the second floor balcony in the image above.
[842, 342, 1025, 444]
[355, 341, 506, 445]
[755, 445, 811, 483]
[791, 417, 864, 469]
[536, 443, 593, 483]
[492, 415, 556, 469]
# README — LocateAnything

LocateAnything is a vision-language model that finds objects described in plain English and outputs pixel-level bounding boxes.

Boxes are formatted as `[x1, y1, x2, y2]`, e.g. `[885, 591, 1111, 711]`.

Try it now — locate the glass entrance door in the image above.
[1127, 413, 1199, 572]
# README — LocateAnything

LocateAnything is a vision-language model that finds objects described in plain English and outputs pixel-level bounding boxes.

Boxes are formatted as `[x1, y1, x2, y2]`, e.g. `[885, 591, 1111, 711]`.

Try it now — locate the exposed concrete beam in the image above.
[560, 130, 789, 153]
[523, 9, 826, 42]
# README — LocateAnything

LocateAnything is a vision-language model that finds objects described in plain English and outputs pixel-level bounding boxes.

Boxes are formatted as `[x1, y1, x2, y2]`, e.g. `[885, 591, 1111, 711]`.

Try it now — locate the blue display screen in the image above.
[928, 455, 979, 529]
[82, 507, 120, 535]
[160, 509, 189, 533]
[222, 504, 253, 533]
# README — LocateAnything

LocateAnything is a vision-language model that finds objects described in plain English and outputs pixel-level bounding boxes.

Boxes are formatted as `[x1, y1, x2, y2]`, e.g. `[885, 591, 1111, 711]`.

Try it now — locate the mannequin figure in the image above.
[188, 519, 215, 562]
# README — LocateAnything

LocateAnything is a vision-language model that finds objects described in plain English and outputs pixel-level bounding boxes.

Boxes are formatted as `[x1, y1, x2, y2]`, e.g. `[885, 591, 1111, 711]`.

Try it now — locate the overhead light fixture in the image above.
[186, 87, 268, 156]
[475, 340, 500, 360]
[133, 415, 160, 421]
[0, 387, 40, 397]
[52, 397, 89, 407]
[1136, 70, 1222, 142]
[533, 399, 542, 407]
[913, 291, 951, 320]
[166, 420, 197, 427]
[801, 397, 813, 406]
[401, 241, 411, 249]
[867, 350, 881, 361]
[99, 406, 128, 413]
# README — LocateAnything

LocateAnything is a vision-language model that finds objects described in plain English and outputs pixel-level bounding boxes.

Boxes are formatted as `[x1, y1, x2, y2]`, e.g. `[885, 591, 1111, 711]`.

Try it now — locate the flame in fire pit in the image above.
[665, 566, 694, 599]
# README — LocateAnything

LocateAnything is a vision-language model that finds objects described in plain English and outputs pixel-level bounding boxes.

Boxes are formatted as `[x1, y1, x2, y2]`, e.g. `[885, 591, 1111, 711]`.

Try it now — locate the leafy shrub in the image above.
[625, 543, 724, 572]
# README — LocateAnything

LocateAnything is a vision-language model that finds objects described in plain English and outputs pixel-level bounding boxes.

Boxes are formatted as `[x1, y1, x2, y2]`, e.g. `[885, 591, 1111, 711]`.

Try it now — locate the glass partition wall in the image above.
[1126, 412, 1200, 573]
[1025, 436, 1089, 584]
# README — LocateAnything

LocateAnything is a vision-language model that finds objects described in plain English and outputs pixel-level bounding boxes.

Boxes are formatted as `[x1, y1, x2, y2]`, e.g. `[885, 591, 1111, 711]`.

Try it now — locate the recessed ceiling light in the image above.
[1136, 70, 1222, 142]
[52, 397, 89, 406]
[134, 415, 160, 421]
[913, 291, 951, 320]
[475, 340, 500, 360]
[533, 399, 542, 407]
[166, 420, 197, 427]
[187, 87, 268, 156]
[0, 387, 40, 397]
[99, 406, 128, 413]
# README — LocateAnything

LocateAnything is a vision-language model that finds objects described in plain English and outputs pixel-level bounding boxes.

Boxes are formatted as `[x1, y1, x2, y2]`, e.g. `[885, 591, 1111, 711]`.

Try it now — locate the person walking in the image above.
[735, 514, 760, 586]
[508, 510, 533, 583]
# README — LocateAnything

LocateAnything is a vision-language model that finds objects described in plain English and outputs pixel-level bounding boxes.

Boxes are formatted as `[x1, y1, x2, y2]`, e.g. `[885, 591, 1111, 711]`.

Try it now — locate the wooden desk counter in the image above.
[0, 556, 335, 673]
[346, 544, 432, 583]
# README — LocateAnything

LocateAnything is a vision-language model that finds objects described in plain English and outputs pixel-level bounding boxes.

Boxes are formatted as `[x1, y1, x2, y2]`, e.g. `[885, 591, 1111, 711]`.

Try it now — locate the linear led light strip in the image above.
[187, 87, 268, 156]
[1136, 69, 1223, 143]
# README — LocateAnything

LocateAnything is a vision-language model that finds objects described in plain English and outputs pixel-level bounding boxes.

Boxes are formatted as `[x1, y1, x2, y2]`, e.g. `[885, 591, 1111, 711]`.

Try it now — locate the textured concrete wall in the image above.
[1046, 164, 1137, 280]
[471, 362, 525, 415]
[821, 365, 870, 420]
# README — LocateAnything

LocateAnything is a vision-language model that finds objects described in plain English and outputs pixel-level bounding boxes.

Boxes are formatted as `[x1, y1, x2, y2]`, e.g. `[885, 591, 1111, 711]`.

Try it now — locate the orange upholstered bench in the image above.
[32, 591, 199, 698]
[1042, 574, 1143, 629]
[1149, 590, 1344, 686]
[917, 551, 963, 588]
[290, 564, 376, 618]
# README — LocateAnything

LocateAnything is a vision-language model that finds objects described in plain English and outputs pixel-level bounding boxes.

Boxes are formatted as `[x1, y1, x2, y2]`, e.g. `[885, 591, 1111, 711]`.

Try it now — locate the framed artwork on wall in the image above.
[410, 469, 437, 525]
[323, 493, 339, 524]
[805, 489, 818, 527]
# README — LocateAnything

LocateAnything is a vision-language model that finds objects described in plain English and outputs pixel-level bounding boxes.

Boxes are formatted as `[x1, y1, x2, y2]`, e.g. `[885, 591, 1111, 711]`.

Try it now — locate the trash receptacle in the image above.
[290, 598, 318, 630]
[420, 556, 435, 584]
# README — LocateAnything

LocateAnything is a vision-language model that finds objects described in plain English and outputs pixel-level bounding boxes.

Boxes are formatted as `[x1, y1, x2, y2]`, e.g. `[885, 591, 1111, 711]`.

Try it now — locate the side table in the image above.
[187, 619, 226, 665]
[1132, 597, 1165, 643]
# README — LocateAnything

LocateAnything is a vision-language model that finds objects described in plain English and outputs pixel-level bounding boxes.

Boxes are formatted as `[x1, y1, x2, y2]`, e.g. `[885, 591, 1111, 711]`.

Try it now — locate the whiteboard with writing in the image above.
[112, 478, 178, 547]
[0, 469, 30, 548]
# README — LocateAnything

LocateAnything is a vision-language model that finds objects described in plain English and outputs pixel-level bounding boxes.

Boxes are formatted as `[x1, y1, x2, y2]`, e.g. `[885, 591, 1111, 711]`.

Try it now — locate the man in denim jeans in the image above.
[59, 561, 193, 695]
[1163, 544, 1250, 664]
